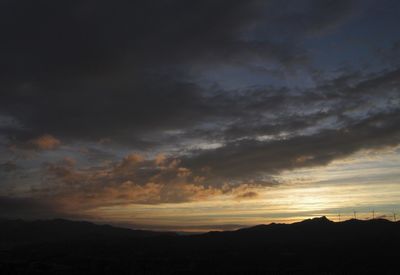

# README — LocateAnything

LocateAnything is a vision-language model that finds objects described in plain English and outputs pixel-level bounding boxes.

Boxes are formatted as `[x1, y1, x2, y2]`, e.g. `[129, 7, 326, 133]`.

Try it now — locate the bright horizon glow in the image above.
[84, 147, 400, 231]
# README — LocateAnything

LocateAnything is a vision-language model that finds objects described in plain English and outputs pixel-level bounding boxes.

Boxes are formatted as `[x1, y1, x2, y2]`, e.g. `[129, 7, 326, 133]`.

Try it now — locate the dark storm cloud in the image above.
[0, 0, 360, 145]
[1, 0, 399, 215]
[79, 147, 117, 163]
[0, 161, 19, 173]
[249, 0, 360, 38]
[182, 67, 400, 181]
[175, 66, 400, 147]
[184, 110, 400, 180]
[0, 0, 261, 143]
[34, 62, 400, 201]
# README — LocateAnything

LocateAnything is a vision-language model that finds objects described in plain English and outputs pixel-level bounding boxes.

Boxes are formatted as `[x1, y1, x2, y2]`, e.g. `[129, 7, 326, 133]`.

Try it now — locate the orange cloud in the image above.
[31, 134, 61, 150]
[33, 152, 268, 215]
[154, 153, 167, 166]
[235, 191, 259, 200]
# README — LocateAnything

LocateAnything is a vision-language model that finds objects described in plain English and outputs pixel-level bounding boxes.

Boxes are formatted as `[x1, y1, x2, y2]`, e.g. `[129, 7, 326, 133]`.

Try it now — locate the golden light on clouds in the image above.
[79, 147, 400, 231]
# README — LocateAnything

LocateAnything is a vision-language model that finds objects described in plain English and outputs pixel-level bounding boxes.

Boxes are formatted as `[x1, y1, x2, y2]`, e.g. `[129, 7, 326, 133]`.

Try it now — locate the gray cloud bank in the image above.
[0, 0, 399, 219]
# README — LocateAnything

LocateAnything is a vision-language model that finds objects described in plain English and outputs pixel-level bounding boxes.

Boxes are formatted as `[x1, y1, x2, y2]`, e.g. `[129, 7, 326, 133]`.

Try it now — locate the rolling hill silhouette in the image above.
[0, 217, 399, 274]
[0, 218, 174, 246]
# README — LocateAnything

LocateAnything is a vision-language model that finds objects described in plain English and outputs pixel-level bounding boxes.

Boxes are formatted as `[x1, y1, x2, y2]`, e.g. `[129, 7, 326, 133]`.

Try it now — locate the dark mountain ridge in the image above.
[1, 217, 399, 274]
[0, 218, 175, 247]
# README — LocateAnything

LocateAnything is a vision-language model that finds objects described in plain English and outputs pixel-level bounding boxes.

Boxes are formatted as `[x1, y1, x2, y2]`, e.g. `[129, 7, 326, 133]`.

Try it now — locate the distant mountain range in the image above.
[0, 217, 399, 274]
[0, 218, 174, 246]
[205, 216, 400, 242]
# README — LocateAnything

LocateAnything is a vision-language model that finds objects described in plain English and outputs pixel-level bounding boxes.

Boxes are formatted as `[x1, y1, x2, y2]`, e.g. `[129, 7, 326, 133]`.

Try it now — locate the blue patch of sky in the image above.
[305, 0, 400, 74]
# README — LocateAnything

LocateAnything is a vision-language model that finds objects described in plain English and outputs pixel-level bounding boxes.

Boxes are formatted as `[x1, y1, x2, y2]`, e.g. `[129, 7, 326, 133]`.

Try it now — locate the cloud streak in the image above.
[0, 0, 399, 224]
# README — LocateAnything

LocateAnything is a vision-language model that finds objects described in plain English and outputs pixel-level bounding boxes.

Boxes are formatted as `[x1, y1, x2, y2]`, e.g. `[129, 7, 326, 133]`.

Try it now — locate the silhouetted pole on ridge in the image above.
[353, 211, 357, 219]
[394, 212, 397, 222]
[372, 210, 375, 220]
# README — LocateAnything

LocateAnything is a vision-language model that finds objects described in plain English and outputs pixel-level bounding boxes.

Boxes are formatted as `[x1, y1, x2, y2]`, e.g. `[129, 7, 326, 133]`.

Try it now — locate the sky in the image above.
[0, 0, 399, 231]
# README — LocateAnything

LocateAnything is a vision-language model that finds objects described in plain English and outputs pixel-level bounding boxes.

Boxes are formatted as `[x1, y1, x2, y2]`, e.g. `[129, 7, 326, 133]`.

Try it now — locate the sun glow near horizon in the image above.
[81, 148, 400, 231]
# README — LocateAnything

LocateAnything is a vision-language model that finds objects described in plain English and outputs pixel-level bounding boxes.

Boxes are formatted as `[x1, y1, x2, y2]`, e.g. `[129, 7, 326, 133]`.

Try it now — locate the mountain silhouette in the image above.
[0, 217, 399, 274]
[0, 218, 175, 246]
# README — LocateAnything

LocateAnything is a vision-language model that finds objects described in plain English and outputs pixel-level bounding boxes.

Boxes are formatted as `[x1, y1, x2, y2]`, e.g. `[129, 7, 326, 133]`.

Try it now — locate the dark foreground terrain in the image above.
[0, 217, 399, 274]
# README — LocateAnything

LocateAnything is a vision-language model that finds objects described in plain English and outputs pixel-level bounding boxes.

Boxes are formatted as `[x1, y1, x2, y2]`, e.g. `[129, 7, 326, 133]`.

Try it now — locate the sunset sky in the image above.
[1, 0, 399, 231]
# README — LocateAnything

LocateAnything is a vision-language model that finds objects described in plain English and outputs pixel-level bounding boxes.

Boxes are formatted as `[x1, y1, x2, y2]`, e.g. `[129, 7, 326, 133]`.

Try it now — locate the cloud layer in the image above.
[0, 0, 399, 221]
